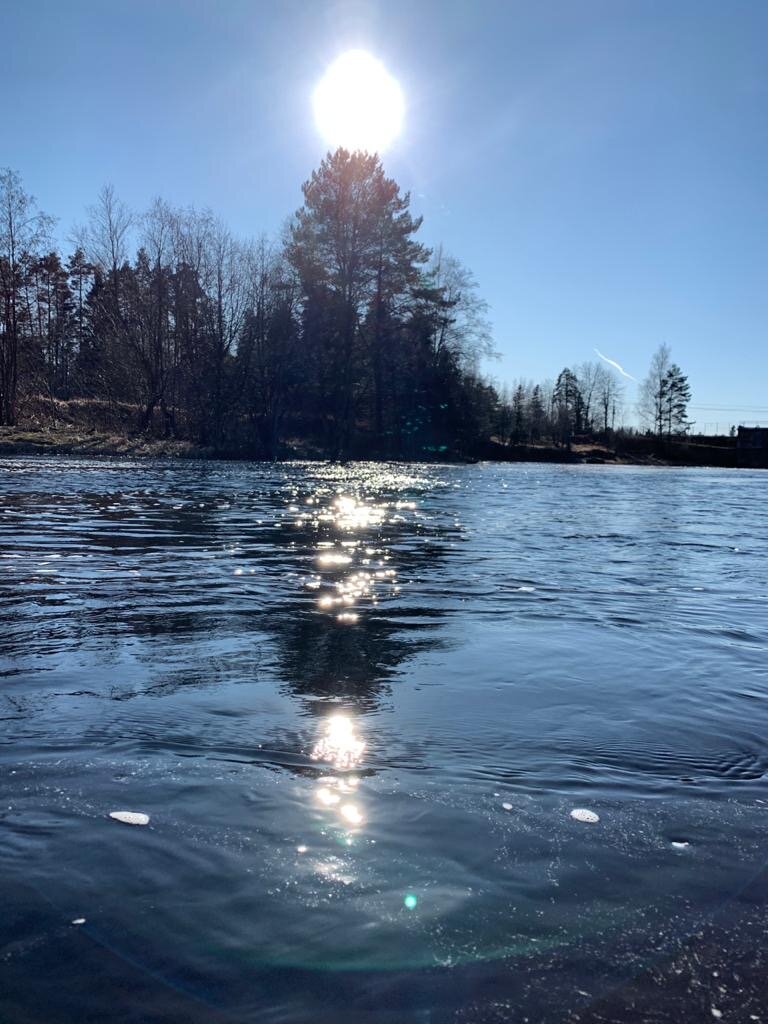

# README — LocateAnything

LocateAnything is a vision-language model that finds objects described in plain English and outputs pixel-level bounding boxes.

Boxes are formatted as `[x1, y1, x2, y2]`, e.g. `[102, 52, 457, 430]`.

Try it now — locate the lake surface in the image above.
[1, 457, 767, 1023]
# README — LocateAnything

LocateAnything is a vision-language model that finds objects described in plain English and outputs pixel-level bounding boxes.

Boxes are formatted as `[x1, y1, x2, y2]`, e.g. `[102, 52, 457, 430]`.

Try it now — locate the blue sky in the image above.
[4, 0, 767, 428]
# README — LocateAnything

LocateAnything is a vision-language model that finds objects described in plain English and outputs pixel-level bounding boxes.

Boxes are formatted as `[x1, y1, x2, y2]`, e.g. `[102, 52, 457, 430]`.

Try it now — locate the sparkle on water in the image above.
[306, 494, 397, 623]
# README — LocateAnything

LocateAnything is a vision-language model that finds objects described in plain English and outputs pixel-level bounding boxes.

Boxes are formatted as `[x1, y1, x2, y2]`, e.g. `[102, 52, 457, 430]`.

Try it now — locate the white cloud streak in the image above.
[594, 348, 637, 382]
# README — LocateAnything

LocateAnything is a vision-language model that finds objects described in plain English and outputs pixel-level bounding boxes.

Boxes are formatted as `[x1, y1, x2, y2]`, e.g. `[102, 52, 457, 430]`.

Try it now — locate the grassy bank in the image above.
[0, 426, 208, 459]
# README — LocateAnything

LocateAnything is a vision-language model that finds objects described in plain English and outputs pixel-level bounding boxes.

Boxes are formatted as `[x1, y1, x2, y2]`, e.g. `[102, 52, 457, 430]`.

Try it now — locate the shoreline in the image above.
[0, 427, 759, 468]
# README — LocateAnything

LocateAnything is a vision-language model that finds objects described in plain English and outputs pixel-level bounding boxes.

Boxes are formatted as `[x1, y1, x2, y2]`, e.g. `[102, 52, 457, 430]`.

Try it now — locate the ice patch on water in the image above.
[109, 810, 150, 826]
[570, 808, 599, 824]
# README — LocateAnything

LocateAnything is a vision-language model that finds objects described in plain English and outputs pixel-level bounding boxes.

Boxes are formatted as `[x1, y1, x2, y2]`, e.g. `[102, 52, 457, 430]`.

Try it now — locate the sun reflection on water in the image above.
[317, 552, 353, 567]
[301, 495, 400, 623]
[311, 713, 366, 770]
[333, 496, 385, 531]
[285, 484, 420, 627]
[309, 714, 367, 841]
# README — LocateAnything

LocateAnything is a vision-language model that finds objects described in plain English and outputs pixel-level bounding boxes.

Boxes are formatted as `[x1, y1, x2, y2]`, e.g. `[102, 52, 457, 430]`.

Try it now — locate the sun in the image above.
[313, 50, 404, 154]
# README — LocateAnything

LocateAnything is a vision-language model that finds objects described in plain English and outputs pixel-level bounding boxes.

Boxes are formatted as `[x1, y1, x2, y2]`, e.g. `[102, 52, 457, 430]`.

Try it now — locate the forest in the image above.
[0, 152, 688, 459]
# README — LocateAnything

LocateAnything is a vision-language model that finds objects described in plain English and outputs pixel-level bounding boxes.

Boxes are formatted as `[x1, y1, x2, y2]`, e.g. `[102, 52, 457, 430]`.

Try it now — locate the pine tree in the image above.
[67, 248, 94, 383]
[663, 364, 691, 438]
[511, 383, 526, 443]
[553, 367, 582, 445]
[528, 384, 546, 441]
[287, 148, 428, 457]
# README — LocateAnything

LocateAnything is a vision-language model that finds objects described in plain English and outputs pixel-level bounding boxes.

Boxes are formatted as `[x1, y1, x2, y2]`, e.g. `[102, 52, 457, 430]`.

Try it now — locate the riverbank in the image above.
[479, 436, 759, 469]
[0, 426, 207, 459]
[3, 394, 760, 466]
[0, 425, 755, 468]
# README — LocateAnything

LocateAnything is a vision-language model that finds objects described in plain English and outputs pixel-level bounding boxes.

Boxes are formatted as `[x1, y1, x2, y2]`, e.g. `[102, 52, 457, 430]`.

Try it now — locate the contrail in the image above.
[594, 347, 637, 382]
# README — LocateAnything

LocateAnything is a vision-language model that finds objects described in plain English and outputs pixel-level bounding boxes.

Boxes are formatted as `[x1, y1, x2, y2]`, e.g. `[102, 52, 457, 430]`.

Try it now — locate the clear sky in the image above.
[4, 0, 767, 429]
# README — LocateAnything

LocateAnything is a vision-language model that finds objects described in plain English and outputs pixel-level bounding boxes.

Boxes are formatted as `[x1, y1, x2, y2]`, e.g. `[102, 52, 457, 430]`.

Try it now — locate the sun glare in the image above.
[313, 50, 404, 154]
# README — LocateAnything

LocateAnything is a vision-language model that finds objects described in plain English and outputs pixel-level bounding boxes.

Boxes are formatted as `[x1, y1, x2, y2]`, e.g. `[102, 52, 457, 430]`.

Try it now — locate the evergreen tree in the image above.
[287, 149, 428, 457]
[528, 384, 546, 441]
[663, 364, 691, 438]
[67, 248, 95, 385]
[511, 383, 526, 443]
[29, 251, 74, 397]
[553, 367, 582, 445]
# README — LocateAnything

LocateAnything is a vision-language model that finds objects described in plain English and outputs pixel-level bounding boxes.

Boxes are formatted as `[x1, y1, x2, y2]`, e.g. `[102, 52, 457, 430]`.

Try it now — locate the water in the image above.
[1, 457, 767, 1022]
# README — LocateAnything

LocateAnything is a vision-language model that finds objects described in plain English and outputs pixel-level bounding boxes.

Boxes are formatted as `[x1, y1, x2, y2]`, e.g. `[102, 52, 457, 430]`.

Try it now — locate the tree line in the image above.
[0, 154, 691, 458]
[493, 362, 626, 448]
[493, 346, 692, 448]
[0, 153, 497, 458]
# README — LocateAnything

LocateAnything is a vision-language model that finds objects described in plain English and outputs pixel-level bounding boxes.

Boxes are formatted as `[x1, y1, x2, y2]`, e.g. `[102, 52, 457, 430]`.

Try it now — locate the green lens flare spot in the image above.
[403, 893, 418, 910]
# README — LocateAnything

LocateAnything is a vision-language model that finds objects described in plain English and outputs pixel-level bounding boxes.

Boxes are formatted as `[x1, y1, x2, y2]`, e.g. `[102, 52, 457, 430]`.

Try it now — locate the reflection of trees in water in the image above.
[263, 608, 440, 712]
[4, 464, 465, 715]
[156, 478, 462, 712]
[263, 504, 459, 714]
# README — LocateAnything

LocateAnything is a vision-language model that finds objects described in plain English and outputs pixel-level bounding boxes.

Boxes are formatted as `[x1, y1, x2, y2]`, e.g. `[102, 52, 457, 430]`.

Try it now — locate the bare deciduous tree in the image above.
[0, 168, 53, 423]
[78, 184, 133, 277]
[638, 343, 672, 438]
[425, 246, 494, 372]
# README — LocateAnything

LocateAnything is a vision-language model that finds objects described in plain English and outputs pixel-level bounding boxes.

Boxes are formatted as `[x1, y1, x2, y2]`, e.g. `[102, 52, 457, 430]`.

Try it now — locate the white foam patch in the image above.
[570, 808, 600, 824]
[109, 810, 150, 826]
